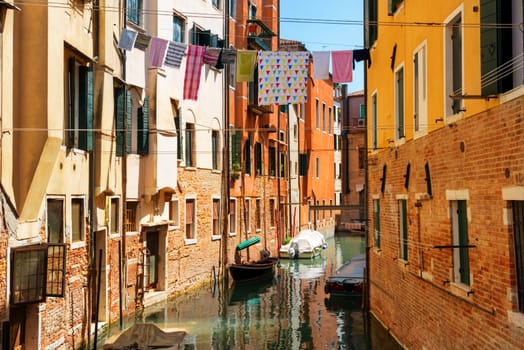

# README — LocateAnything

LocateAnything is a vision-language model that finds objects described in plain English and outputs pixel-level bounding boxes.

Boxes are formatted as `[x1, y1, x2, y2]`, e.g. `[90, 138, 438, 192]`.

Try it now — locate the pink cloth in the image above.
[148, 37, 169, 67]
[331, 50, 353, 83]
[184, 45, 206, 100]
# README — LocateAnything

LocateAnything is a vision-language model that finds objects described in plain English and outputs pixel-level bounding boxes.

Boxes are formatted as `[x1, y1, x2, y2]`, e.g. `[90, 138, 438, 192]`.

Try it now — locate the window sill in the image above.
[228, 232, 237, 237]
[450, 282, 473, 298]
[211, 235, 221, 241]
[184, 238, 197, 246]
[71, 241, 86, 250]
[508, 310, 524, 329]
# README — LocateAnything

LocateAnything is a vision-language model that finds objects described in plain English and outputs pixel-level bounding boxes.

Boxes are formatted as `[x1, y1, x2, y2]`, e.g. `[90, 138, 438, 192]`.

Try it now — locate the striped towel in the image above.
[134, 32, 152, 51]
[118, 28, 137, 50]
[148, 37, 168, 67]
[183, 45, 206, 100]
[203, 47, 221, 66]
[164, 41, 186, 68]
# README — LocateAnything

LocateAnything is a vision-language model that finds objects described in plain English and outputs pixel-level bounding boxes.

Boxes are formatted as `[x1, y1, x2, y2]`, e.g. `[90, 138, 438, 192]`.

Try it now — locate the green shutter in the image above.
[458, 200, 470, 285]
[175, 112, 183, 160]
[67, 58, 76, 147]
[138, 97, 149, 155]
[374, 199, 381, 248]
[231, 130, 241, 168]
[115, 87, 125, 157]
[125, 91, 132, 153]
[401, 199, 408, 260]
[78, 66, 93, 151]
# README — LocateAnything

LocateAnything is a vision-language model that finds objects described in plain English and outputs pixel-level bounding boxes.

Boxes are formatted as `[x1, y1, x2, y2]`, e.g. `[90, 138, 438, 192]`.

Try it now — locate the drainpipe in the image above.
[120, 0, 127, 329]
[363, 49, 370, 312]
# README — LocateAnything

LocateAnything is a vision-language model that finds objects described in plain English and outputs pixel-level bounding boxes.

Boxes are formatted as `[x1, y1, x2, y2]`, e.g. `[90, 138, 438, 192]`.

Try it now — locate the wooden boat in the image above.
[279, 229, 327, 259]
[324, 254, 366, 297]
[229, 237, 276, 282]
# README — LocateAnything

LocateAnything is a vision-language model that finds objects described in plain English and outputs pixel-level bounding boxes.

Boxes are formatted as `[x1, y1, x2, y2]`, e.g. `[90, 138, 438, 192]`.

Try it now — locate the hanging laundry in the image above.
[134, 33, 152, 51]
[257, 51, 310, 106]
[203, 47, 221, 66]
[219, 48, 237, 64]
[183, 45, 206, 100]
[118, 28, 137, 51]
[236, 50, 258, 82]
[312, 51, 330, 80]
[164, 41, 187, 68]
[331, 50, 353, 83]
[352, 48, 372, 69]
[148, 37, 169, 67]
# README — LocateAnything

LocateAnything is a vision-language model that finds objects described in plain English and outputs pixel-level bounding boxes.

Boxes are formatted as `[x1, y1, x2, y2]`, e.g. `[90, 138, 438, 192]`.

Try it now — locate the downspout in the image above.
[363, 52, 370, 312]
[221, 0, 230, 284]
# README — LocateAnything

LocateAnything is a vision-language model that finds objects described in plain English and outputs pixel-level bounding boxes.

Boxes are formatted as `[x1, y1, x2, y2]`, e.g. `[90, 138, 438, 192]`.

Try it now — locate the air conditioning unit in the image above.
[357, 119, 365, 127]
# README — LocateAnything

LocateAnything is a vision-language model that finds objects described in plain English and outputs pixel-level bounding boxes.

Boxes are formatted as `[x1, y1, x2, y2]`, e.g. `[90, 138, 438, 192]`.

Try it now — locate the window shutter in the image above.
[126, 91, 132, 153]
[78, 66, 93, 151]
[244, 134, 252, 174]
[198, 30, 211, 46]
[138, 97, 149, 155]
[115, 87, 125, 157]
[457, 200, 470, 285]
[299, 153, 308, 176]
[175, 110, 183, 160]
[210, 34, 218, 48]
[231, 130, 241, 168]
[67, 58, 76, 147]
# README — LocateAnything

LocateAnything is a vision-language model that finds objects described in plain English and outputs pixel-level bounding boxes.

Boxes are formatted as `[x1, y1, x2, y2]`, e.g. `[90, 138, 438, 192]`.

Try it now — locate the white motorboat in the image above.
[279, 229, 327, 259]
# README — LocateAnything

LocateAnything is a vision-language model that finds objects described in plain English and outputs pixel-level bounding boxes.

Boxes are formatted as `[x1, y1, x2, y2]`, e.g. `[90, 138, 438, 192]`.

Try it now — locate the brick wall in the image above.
[368, 95, 524, 348]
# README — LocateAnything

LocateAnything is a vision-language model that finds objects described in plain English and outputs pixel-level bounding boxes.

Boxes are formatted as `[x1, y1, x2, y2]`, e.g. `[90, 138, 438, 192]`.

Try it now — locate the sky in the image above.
[279, 0, 365, 93]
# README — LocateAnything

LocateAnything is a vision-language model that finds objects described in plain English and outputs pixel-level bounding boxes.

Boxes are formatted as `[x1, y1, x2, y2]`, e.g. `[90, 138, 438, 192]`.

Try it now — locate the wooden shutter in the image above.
[67, 58, 76, 147]
[115, 87, 125, 157]
[231, 130, 241, 167]
[458, 200, 470, 285]
[175, 110, 183, 160]
[185, 200, 194, 224]
[138, 97, 149, 155]
[125, 91, 132, 153]
[401, 199, 408, 260]
[78, 66, 93, 151]
[513, 201, 524, 312]
[213, 200, 220, 220]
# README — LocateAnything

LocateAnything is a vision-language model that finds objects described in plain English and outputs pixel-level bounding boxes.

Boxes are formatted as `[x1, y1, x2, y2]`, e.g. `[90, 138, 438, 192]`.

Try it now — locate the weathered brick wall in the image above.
[368, 95, 524, 349]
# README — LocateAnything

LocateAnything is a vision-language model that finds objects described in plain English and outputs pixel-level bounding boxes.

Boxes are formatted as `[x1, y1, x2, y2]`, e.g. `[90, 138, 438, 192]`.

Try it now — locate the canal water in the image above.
[101, 234, 402, 349]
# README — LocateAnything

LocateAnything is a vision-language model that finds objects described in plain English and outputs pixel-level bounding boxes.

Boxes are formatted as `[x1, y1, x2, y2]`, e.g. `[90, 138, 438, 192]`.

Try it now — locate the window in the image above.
[115, 88, 148, 156]
[315, 99, 320, 129]
[328, 107, 332, 134]
[414, 44, 427, 133]
[110, 197, 120, 235]
[512, 201, 524, 312]
[212, 0, 221, 10]
[169, 199, 179, 227]
[231, 129, 241, 170]
[229, 199, 236, 234]
[213, 198, 220, 237]
[360, 104, 365, 119]
[173, 13, 185, 43]
[451, 200, 470, 285]
[125, 201, 138, 232]
[269, 199, 276, 227]
[395, 66, 405, 139]
[255, 142, 262, 176]
[279, 152, 285, 178]
[71, 198, 85, 242]
[269, 146, 276, 176]
[245, 199, 251, 233]
[293, 124, 298, 141]
[399, 199, 408, 260]
[47, 198, 64, 243]
[244, 134, 252, 175]
[445, 13, 463, 116]
[358, 147, 365, 170]
[248, 2, 257, 19]
[308, 200, 312, 222]
[373, 199, 380, 248]
[126, 0, 141, 25]
[322, 103, 326, 131]
[66, 56, 93, 151]
[299, 153, 308, 176]
[388, 0, 404, 15]
[322, 200, 326, 220]
[255, 198, 261, 231]
[10, 244, 66, 304]
[185, 123, 195, 167]
[315, 157, 320, 178]
[191, 25, 220, 47]
[371, 92, 378, 150]
[185, 198, 196, 240]
[300, 103, 305, 120]
[212, 130, 220, 170]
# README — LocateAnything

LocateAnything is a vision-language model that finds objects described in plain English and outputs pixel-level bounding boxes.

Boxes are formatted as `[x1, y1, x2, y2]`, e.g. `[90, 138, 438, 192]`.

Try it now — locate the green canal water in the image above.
[99, 234, 402, 349]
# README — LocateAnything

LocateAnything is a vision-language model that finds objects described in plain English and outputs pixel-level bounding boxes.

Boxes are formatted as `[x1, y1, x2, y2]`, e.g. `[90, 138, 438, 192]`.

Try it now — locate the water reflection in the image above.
[102, 235, 401, 349]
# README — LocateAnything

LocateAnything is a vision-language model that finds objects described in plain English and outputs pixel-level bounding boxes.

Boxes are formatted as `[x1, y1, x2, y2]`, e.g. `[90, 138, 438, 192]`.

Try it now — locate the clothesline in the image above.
[118, 28, 370, 105]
